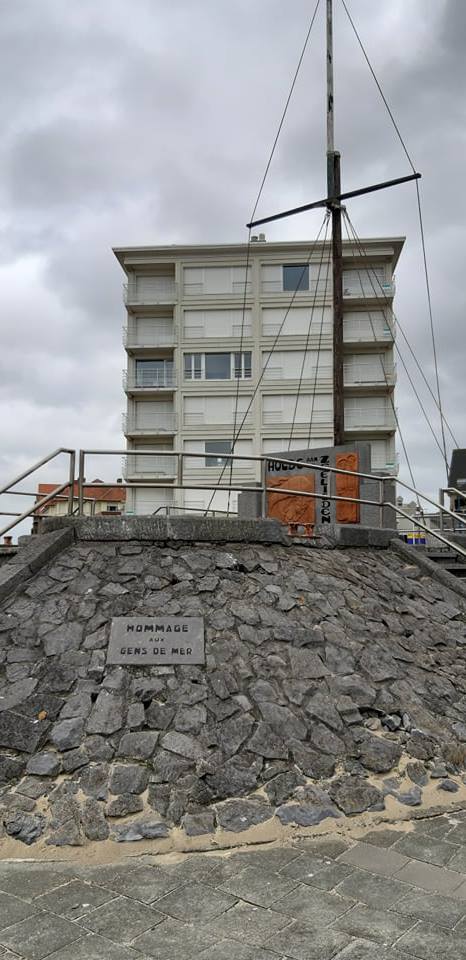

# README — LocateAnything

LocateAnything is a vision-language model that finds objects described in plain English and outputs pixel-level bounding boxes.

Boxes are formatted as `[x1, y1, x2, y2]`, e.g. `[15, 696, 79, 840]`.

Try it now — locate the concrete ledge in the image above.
[316, 524, 398, 548]
[391, 538, 466, 600]
[40, 515, 291, 545]
[0, 528, 74, 602]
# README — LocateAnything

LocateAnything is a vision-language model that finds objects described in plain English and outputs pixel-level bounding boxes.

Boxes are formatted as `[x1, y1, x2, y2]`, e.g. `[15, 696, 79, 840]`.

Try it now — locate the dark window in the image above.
[205, 440, 232, 467]
[234, 351, 252, 379]
[136, 359, 168, 387]
[184, 353, 202, 379]
[283, 264, 309, 291]
[205, 353, 230, 379]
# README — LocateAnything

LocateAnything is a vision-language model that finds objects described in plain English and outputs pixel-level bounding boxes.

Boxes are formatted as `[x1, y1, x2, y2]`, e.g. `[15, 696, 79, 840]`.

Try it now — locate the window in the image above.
[205, 440, 232, 467]
[183, 352, 252, 380]
[105, 505, 119, 513]
[184, 353, 202, 380]
[283, 264, 309, 292]
[135, 359, 173, 387]
[205, 353, 231, 380]
[234, 351, 252, 379]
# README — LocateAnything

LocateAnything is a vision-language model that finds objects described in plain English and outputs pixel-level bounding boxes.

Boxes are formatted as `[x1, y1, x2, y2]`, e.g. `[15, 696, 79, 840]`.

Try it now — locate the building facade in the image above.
[33, 481, 126, 532]
[114, 237, 403, 516]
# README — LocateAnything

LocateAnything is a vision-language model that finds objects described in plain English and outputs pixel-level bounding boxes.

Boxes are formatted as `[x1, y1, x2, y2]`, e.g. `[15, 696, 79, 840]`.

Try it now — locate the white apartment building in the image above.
[114, 237, 403, 516]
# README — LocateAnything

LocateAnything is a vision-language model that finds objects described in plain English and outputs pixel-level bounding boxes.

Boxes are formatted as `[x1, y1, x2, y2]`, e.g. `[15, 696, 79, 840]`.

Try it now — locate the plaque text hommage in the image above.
[107, 617, 205, 665]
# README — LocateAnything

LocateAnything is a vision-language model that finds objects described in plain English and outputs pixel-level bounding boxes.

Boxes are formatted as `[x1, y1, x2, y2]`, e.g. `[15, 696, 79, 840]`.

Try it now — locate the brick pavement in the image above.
[0, 811, 466, 959]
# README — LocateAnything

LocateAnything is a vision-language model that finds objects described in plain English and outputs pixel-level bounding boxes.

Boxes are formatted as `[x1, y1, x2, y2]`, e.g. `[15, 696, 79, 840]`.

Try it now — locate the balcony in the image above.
[123, 372, 176, 393]
[343, 363, 396, 388]
[343, 281, 395, 301]
[183, 282, 252, 298]
[260, 279, 330, 297]
[122, 414, 176, 437]
[123, 325, 177, 350]
[124, 454, 177, 479]
[344, 410, 397, 431]
[343, 319, 395, 344]
[262, 409, 331, 426]
[124, 279, 177, 306]
[262, 364, 333, 384]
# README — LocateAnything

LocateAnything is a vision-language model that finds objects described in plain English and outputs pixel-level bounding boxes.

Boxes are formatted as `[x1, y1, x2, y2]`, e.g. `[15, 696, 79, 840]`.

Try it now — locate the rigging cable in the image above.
[342, 209, 453, 463]
[340, 0, 450, 479]
[204, 215, 329, 515]
[342, 210, 420, 503]
[227, 0, 322, 510]
[288, 212, 330, 449]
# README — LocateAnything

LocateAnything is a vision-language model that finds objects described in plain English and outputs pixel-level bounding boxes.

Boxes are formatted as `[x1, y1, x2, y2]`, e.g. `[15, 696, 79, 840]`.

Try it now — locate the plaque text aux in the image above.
[107, 617, 205, 665]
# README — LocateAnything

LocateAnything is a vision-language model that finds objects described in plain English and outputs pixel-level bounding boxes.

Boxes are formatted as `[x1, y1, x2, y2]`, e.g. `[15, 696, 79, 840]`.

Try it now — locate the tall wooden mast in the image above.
[326, 0, 344, 446]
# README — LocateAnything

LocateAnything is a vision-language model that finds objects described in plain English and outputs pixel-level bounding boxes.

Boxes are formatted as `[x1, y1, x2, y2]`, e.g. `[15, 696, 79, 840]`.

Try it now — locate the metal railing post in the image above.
[438, 488, 444, 531]
[67, 451, 76, 516]
[379, 477, 385, 528]
[78, 450, 85, 516]
[260, 458, 267, 519]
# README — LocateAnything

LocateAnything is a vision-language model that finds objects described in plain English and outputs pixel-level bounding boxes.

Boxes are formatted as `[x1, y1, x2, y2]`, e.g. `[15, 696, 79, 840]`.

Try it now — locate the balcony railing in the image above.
[124, 279, 177, 305]
[343, 281, 395, 300]
[124, 455, 177, 477]
[343, 364, 396, 386]
[262, 410, 331, 425]
[183, 282, 252, 297]
[183, 413, 252, 427]
[260, 280, 331, 296]
[122, 414, 176, 435]
[343, 321, 394, 342]
[123, 325, 177, 348]
[262, 364, 333, 381]
[123, 372, 176, 391]
[345, 411, 397, 430]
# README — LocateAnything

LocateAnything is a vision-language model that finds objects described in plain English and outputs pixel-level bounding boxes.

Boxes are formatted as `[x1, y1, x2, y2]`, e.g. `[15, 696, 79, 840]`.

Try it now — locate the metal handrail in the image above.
[0, 449, 76, 539]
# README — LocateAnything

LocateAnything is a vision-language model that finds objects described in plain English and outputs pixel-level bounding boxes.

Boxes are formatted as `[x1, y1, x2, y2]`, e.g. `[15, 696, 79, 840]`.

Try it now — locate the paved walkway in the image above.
[0, 811, 465, 959]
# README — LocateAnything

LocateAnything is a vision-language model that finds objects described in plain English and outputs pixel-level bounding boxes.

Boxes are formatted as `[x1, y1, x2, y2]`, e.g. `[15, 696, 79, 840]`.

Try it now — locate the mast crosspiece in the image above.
[247, 0, 421, 448]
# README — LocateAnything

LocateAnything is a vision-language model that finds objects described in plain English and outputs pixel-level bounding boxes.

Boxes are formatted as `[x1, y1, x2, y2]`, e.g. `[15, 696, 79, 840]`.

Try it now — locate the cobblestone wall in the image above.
[0, 536, 465, 846]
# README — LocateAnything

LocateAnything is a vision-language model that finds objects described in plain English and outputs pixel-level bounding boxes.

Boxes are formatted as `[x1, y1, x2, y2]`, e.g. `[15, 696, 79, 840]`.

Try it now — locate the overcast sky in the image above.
[0, 0, 464, 529]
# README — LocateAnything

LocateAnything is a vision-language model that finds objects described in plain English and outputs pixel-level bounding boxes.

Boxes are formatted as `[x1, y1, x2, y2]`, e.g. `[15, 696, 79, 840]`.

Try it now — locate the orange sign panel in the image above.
[267, 473, 316, 525]
[335, 452, 360, 523]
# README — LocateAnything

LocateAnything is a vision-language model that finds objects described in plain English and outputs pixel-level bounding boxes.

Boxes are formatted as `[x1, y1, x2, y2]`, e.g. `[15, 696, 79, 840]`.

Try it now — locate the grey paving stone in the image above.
[266, 920, 351, 960]
[97, 864, 182, 903]
[197, 941, 281, 960]
[335, 868, 409, 908]
[294, 837, 351, 860]
[395, 859, 464, 895]
[334, 903, 415, 944]
[338, 842, 408, 877]
[332, 941, 403, 959]
[396, 919, 466, 960]
[133, 916, 217, 959]
[80, 895, 163, 941]
[34, 878, 115, 920]
[445, 822, 466, 844]
[154, 881, 237, 922]
[445, 845, 466, 874]
[304, 862, 354, 891]
[393, 834, 459, 867]
[163, 855, 229, 885]
[273, 884, 354, 924]
[43, 934, 146, 960]
[0, 867, 69, 901]
[219, 864, 299, 907]
[0, 893, 39, 931]
[280, 853, 327, 881]
[0, 913, 82, 960]
[361, 829, 404, 848]
[228, 847, 300, 872]
[450, 878, 466, 900]
[391, 888, 466, 927]
[411, 817, 455, 840]
[204, 901, 290, 946]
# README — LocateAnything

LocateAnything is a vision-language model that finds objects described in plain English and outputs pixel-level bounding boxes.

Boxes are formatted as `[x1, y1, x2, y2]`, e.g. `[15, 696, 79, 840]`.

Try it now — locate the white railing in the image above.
[343, 320, 394, 342]
[343, 281, 395, 299]
[343, 364, 396, 386]
[123, 325, 177, 347]
[261, 280, 331, 296]
[183, 282, 252, 297]
[123, 372, 176, 391]
[124, 279, 177, 304]
[262, 323, 333, 337]
[345, 411, 397, 430]
[262, 410, 331, 425]
[124, 455, 177, 477]
[183, 413, 252, 427]
[122, 414, 176, 434]
[262, 364, 333, 381]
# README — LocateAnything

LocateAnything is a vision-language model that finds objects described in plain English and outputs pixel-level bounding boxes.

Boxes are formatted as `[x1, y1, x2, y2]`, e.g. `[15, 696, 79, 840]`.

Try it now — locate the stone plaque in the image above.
[107, 617, 205, 665]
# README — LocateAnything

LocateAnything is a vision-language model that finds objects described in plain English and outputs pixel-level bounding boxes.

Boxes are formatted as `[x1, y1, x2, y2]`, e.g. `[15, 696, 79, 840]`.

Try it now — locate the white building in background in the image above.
[114, 237, 403, 516]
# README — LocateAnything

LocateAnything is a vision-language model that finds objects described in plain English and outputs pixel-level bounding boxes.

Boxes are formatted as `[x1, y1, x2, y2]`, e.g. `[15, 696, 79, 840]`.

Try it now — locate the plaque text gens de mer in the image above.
[107, 617, 205, 665]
